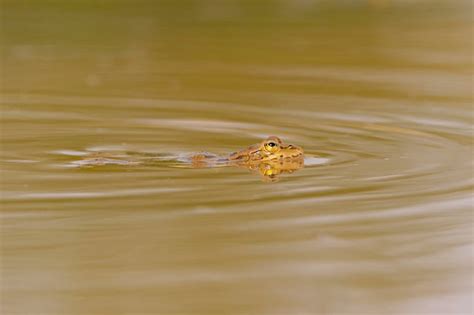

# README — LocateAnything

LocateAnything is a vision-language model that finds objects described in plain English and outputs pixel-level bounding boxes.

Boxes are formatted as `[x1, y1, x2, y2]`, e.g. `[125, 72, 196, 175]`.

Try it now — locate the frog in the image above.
[70, 136, 304, 181]
[189, 136, 303, 164]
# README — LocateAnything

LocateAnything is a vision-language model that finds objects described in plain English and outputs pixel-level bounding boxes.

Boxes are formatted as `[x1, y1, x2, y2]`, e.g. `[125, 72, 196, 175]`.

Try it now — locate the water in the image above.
[1, 1, 473, 314]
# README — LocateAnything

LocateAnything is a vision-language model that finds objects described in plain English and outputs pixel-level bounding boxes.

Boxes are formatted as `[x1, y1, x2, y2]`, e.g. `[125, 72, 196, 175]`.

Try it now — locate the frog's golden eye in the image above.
[264, 141, 280, 153]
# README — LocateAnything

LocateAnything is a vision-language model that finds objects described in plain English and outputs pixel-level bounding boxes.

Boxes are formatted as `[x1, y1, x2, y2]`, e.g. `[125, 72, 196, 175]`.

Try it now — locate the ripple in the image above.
[239, 196, 472, 230]
[3, 187, 192, 201]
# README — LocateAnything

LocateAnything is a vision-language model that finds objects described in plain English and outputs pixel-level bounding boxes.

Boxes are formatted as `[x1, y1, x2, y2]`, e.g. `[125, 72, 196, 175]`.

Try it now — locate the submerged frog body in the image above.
[71, 136, 304, 181]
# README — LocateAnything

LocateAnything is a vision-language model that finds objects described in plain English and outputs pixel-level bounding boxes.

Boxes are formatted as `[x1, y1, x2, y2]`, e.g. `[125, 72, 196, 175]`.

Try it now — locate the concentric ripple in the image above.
[1, 94, 471, 206]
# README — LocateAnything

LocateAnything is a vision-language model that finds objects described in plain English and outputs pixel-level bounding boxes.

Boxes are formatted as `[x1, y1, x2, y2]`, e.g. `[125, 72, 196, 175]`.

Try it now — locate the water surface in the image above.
[1, 1, 473, 314]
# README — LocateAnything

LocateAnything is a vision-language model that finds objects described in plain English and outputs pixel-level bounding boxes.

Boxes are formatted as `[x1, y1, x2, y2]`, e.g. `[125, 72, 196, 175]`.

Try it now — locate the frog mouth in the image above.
[260, 148, 304, 162]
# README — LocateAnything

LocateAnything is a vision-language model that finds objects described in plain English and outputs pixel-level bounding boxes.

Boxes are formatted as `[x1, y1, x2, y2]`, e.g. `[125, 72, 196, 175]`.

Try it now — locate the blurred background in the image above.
[1, 0, 473, 314]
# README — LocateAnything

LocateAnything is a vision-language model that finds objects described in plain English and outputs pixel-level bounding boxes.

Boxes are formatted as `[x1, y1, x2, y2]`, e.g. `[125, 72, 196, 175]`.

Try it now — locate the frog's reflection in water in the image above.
[238, 158, 304, 182]
[189, 155, 304, 181]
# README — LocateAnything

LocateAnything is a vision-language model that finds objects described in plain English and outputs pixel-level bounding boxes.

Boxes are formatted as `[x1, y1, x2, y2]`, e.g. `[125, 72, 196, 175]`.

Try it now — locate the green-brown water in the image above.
[1, 1, 473, 314]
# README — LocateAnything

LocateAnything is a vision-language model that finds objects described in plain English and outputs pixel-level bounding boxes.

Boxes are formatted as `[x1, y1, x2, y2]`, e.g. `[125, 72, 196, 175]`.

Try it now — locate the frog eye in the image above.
[264, 141, 280, 153]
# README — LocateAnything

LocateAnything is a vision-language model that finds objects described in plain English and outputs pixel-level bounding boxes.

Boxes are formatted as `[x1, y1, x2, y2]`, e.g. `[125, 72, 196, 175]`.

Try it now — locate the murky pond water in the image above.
[1, 1, 473, 314]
